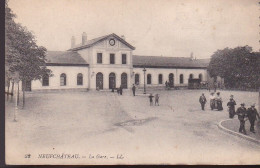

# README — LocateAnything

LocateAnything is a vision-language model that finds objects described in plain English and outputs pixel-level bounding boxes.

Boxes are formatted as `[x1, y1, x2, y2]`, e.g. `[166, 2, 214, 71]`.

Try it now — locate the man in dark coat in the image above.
[236, 103, 248, 135]
[165, 81, 168, 89]
[119, 85, 123, 95]
[199, 93, 207, 110]
[149, 93, 154, 106]
[132, 84, 136, 96]
[247, 104, 260, 133]
[227, 95, 236, 118]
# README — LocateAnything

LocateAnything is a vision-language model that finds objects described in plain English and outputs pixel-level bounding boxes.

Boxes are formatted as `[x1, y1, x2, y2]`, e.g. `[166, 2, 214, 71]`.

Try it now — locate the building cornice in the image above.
[133, 65, 207, 69]
[46, 63, 89, 67]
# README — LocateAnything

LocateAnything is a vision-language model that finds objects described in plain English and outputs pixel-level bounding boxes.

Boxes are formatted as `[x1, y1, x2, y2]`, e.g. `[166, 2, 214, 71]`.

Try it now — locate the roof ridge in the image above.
[133, 55, 189, 59]
[68, 33, 135, 51]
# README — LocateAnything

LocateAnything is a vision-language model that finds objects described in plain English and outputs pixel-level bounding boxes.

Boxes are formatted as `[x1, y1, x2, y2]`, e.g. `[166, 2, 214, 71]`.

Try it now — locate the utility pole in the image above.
[143, 67, 146, 94]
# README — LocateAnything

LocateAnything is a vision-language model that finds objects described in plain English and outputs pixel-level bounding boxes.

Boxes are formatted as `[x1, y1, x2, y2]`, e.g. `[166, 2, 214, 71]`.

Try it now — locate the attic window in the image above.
[97, 53, 102, 64]
[110, 54, 115, 64]
[122, 54, 126, 64]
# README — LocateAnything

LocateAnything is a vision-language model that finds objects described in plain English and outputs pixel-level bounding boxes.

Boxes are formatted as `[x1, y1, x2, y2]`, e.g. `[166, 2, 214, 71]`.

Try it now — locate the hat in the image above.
[251, 103, 255, 107]
[230, 95, 234, 98]
[241, 103, 245, 106]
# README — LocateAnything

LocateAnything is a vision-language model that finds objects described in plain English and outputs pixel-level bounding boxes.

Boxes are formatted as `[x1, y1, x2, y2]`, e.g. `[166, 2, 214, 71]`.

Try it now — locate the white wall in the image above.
[133, 67, 207, 87]
[31, 66, 89, 90]
[90, 67, 132, 89]
[86, 38, 134, 90]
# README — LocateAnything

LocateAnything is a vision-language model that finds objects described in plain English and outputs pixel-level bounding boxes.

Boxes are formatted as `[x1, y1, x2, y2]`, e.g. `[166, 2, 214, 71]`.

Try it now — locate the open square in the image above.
[5, 89, 260, 164]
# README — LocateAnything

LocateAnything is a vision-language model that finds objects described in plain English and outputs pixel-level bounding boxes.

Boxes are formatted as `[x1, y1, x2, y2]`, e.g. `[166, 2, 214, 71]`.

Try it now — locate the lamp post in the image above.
[143, 67, 146, 94]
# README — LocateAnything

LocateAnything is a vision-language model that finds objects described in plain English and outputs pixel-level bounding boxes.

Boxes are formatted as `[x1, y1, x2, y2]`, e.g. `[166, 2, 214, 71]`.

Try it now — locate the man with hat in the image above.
[227, 95, 236, 118]
[199, 93, 207, 110]
[236, 103, 248, 135]
[247, 103, 260, 133]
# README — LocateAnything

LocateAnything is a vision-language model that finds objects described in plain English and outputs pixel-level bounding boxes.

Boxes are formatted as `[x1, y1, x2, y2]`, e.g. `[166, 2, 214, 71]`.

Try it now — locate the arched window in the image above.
[135, 74, 140, 85]
[169, 73, 174, 87]
[96, 72, 103, 90]
[158, 74, 163, 84]
[199, 73, 203, 81]
[60, 73, 66, 86]
[109, 73, 116, 89]
[147, 74, 152, 84]
[77, 73, 83, 85]
[180, 74, 184, 84]
[189, 74, 193, 79]
[121, 73, 128, 88]
[42, 74, 49, 86]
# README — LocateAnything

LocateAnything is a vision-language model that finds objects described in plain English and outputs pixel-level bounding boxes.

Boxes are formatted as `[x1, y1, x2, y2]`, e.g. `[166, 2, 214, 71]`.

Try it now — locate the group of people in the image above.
[148, 93, 160, 106]
[234, 102, 259, 134]
[199, 92, 223, 111]
[131, 84, 160, 106]
[115, 85, 123, 95]
[199, 92, 259, 135]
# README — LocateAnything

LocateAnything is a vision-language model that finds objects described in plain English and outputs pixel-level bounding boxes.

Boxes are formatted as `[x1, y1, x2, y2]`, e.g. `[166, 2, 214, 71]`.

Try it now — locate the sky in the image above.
[8, 0, 259, 59]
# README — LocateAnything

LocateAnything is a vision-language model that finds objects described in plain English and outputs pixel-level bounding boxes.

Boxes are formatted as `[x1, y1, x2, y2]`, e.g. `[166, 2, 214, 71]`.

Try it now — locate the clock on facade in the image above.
[109, 39, 115, 46]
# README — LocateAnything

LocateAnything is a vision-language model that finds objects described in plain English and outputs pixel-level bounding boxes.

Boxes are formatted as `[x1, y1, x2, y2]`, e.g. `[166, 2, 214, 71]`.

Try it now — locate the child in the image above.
[149, 93, 154, 106]
[155, 93, 159, 106]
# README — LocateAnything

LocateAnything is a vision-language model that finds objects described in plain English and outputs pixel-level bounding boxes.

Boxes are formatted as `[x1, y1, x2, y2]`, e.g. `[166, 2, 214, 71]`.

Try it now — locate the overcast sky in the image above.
[8, 0, 259, 58]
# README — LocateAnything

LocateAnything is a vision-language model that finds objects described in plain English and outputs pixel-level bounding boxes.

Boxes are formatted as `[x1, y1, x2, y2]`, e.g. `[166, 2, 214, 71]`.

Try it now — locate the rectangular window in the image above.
[97, 53, 102, 64]
[122, 54, 127, 64]
[110, 54, 115, 64]
[42, 75, 49, 86]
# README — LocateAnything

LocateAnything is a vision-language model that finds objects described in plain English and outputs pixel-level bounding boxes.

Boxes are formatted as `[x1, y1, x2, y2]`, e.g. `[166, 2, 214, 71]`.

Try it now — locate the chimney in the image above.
[121, 35, 125, 40]
[71, 36, 75, 48]
[82, 32, 87, 45]
[190, 52, 194, 60]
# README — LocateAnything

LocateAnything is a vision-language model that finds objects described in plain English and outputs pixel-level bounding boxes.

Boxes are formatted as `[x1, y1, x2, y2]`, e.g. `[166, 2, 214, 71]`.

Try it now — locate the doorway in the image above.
[109, 73, 116, 89]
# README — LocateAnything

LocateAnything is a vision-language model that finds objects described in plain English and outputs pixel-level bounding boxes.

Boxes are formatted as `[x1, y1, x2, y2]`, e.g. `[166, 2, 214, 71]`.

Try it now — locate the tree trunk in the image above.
[17, 82, 20, 105]
[259, 88, 260, 116]
[7, 79, 10, 101]
[14, 82, 19, 122]
[22, 80, 25, 108]
[10, 80, 14, 102]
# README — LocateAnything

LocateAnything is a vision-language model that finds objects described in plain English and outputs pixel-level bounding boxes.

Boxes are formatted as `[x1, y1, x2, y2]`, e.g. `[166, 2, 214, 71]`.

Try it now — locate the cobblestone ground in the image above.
[5, 89, 260, 165]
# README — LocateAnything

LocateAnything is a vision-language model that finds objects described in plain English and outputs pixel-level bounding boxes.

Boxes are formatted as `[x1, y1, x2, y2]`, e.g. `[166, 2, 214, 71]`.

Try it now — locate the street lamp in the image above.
[143, 67, 146, 94]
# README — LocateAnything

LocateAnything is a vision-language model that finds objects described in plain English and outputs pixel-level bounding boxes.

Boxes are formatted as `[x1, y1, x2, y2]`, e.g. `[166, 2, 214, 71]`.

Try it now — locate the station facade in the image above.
[27, 33, 212, 91]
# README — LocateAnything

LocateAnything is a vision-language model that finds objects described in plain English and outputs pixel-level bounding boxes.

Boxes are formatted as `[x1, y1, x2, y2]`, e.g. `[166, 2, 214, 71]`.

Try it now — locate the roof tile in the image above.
[46, 51, 88, 65]
[133, 55, 209, 68]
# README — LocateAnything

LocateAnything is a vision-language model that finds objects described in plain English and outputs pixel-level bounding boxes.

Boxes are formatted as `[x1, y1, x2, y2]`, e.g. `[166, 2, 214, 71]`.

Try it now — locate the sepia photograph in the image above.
[4, 0, 260, 165]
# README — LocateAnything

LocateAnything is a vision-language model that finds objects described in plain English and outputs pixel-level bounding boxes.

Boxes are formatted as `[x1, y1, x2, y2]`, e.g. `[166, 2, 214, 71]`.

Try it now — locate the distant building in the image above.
[21, 33, 219, 91]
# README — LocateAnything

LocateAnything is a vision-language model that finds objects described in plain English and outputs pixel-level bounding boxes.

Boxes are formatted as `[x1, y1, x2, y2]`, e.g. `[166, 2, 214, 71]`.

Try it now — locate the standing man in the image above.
[132, 84, 136, 96]
[227, 95, 236, 118]
[199, 93, 207, 110]
[149, 93, 154, 106]
[155, 93, 159, 106]
[247, 104, 260, 133]
[165, 81, 168, 90]
[236, 103, 248, 135]
[119, 84, 123, 95]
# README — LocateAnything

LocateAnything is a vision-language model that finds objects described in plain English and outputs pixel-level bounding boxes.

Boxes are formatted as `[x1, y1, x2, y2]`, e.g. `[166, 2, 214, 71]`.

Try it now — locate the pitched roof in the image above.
[45, 51, 88, 65]
[68, 33, 135, 51]
[133, 55, 209, 69]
